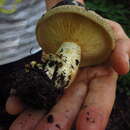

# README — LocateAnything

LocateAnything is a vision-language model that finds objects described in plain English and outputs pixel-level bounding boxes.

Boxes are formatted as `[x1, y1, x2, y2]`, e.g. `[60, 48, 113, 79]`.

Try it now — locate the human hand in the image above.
[5, 20, 130, 130]
[106, 19, 130, 74]
[5, 65, 117, 130]
[35, 65, 118, 130]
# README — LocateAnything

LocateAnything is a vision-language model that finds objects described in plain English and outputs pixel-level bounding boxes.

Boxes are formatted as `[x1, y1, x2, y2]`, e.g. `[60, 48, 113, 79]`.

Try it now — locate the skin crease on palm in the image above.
[4, 0, 130, 130]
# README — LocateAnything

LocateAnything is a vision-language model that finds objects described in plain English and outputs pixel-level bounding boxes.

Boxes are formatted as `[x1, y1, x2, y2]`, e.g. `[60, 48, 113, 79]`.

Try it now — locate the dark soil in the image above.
[12, 62, 63, 110]
[0, 52, 130, 130]
[106, 87, 130, 130]
[0, 51, 63, 129]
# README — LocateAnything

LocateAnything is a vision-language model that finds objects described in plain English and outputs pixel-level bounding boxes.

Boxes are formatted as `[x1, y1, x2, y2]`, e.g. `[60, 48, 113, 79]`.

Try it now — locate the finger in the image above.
[35, 82, 87, 130]
[76, 68, 118, 130]
[105, 19, 130, 74]
[6, 96, 25, 115]
[110, 39, 130, 74]
[9, 109, 45, 130]
[105, 19, 128, 40]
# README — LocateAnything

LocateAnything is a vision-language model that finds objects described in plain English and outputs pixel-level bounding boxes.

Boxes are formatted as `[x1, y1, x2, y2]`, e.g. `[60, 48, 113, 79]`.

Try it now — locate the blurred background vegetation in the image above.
[85, 0, 130, 95]
[85, 0, 130, 36]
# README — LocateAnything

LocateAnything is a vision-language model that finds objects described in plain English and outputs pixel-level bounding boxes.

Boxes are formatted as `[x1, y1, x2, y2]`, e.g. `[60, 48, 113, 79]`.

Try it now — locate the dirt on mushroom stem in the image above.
[11, 42, 81, 110]
[13, 63, 64, 110]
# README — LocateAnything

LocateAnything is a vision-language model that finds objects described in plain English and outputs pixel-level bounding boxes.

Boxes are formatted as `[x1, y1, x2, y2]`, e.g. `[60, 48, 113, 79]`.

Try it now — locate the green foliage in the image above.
[118, 72, 130, 96]
[85, 0, 130, 37]
[85, 0, 130, 95]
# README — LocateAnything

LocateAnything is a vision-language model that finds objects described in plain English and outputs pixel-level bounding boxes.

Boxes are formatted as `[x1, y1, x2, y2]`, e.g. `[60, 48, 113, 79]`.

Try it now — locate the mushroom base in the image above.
[12, 61, 64, 110]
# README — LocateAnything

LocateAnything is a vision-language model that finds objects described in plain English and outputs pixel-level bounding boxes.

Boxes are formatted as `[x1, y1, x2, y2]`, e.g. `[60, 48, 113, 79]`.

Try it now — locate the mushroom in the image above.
[14, 5, 115, 110]
[36, 5, 115, 88]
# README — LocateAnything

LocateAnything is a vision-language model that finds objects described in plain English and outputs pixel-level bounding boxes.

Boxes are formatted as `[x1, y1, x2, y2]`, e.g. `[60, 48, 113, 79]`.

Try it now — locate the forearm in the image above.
[45, 0, 84, 10]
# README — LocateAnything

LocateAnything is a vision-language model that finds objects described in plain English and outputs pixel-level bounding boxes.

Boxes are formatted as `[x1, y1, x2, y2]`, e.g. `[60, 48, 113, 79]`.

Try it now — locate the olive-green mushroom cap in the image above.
[36, 5, 115, 67]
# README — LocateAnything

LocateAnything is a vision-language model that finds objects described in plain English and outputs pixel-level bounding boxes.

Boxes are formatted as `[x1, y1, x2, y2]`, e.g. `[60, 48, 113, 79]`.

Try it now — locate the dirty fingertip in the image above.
[76, 107, 108, 130]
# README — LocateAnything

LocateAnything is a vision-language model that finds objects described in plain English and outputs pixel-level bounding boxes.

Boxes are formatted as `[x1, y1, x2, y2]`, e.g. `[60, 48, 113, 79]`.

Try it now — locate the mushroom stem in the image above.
[42, 42, 81, 88]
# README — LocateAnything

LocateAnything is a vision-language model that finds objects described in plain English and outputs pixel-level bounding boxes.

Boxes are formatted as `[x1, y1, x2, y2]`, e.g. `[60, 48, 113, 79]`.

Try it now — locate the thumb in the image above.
[110, 39, 130, 74]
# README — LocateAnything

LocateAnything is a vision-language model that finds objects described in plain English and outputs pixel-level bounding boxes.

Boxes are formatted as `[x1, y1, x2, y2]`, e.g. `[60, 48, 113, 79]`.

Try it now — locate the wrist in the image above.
[45, 0, 63, 10]
[76, 0, 84, 4]
[45, 0, 85, 10]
